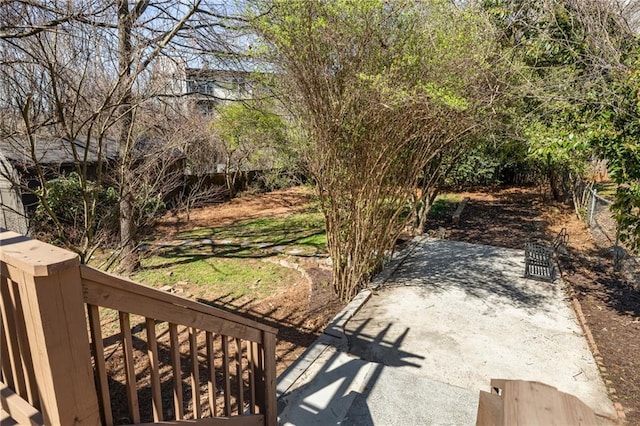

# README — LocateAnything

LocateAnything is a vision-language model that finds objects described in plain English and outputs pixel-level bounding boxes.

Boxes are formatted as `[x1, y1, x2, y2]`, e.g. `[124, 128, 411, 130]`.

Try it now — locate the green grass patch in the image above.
[134, 256, 299, 300]
[133, 210, 327, 301]
[436, 193, 464, 203]
[176, 211, 327, 252]
[428, 193, 462, 218]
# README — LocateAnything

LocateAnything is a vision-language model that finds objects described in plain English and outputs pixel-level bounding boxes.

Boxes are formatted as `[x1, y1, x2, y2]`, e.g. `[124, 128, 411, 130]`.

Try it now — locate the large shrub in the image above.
[32, 172, 119, 254]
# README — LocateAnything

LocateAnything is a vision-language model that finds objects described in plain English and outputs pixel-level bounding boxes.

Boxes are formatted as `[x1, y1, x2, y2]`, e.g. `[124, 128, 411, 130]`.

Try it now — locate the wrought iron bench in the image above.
[524, 228, 567, 281]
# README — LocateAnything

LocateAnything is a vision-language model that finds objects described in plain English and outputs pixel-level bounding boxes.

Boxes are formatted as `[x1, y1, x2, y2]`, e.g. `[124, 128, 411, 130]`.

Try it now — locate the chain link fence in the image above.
[584, 188, 640, 286]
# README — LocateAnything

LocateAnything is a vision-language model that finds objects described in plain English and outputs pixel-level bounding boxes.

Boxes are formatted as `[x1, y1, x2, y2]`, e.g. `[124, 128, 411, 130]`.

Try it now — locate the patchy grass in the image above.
[133, 256, 300, 300]
[133, 210, 327, 302]
[437, 193, 464, 203]
[429, 193, 463, 218]
[175, 211, 326, 253]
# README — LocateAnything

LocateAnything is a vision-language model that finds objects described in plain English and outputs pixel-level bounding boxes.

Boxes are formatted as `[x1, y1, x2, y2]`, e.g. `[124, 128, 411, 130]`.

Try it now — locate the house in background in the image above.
[183, 67, 255, 114]
[0, 152, 28, 234]
[152, 57, 269, 116]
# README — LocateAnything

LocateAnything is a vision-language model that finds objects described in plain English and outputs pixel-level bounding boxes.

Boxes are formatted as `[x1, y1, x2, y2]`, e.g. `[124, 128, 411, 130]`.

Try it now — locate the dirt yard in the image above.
[103, 187, 342, 424]
[156, 187, 343, 374]
[426, 186, 640, 424]
[157, 186, 317, 236]
[155, 186, 341, 375]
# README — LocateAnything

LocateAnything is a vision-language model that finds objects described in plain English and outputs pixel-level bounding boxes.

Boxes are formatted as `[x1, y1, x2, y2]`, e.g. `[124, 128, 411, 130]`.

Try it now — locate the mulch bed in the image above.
[560, 253, 640, 424]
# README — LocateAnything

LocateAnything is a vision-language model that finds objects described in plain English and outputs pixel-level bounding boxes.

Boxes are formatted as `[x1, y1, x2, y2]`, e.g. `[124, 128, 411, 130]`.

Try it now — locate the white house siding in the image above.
[0, 153, 28, 234]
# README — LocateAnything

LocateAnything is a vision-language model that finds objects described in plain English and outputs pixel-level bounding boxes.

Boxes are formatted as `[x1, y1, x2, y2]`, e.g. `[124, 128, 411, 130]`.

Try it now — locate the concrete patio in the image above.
[276, 238, 617, 425]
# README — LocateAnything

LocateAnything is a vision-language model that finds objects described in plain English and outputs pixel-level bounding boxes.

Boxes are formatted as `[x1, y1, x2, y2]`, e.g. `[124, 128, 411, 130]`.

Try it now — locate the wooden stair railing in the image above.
[81, 266, 278, 426]
[0, 229, 278, 426]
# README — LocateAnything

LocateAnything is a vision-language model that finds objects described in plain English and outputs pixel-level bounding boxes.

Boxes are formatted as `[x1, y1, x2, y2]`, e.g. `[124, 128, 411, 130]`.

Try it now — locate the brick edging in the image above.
[569, 293, 626, 422]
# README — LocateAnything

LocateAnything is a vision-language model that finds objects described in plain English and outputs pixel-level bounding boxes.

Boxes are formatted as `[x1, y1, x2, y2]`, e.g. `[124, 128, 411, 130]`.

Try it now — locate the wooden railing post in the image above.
[0, 230, 100, 425]
[263, 331, 277, 426]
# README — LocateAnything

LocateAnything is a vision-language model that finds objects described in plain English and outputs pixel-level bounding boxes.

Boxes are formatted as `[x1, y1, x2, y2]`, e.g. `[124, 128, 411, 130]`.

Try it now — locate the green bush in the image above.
[259, 169, 301, 192]
[444, 147, 501, 188]
[33, 172, 118, 238]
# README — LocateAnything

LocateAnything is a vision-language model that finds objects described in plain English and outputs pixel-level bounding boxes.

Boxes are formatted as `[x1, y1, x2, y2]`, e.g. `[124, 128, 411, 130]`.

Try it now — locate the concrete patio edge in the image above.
[276, 235, 426, 400]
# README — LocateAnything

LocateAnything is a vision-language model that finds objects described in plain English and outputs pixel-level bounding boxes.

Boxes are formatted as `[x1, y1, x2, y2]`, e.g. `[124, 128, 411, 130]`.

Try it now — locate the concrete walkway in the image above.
[277, 238, 617, 425]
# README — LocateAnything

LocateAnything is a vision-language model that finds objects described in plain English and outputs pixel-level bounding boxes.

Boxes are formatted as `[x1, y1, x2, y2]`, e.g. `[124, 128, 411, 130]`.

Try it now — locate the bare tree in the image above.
[0, 0, 246, 267]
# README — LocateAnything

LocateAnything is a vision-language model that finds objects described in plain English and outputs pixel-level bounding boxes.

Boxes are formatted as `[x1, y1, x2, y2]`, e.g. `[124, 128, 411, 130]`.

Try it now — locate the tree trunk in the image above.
[417, 186, 439, 233]
[116, 0, 138, 273]
[225, 156, 235, 198]
[414, 158, 447, 234]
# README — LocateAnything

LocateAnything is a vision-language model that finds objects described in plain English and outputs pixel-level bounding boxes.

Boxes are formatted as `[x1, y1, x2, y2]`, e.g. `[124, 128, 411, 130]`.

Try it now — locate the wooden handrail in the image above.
[0, 229, 79, 276]
[80, 262, 277, 425]
[80, 265, 277, 335]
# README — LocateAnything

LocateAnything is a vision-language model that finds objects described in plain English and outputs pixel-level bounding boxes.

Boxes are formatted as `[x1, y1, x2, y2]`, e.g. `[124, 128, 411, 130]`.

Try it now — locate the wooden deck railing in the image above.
[0, 229, 277, 426]
[81, 266, 278, 425]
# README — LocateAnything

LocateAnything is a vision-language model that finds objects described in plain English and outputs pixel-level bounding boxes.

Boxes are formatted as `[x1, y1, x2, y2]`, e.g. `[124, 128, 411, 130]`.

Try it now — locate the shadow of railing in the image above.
[197, 292, 334, 363]
[277, 320, 423, 425]
[345, 319, 424, 368]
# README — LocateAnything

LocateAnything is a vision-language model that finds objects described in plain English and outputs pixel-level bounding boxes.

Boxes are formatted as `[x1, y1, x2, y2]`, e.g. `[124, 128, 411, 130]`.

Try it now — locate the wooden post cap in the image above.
[0, 229, 79, 276]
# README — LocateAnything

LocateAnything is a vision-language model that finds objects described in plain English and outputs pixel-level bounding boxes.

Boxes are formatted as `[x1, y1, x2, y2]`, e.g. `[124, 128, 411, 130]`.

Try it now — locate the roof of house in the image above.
[185, 67, 255, 79]
[0, 136, 118, 166]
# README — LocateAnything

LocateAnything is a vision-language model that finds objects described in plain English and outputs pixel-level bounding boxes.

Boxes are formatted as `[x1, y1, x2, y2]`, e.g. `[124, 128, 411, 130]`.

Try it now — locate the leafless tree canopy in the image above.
[0, 0, 246, 265]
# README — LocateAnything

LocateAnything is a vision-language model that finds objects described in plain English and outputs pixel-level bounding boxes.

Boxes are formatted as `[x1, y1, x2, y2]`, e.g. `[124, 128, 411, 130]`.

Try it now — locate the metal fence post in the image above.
[614, 229, 622, 270]
[588, 188, 597, 227]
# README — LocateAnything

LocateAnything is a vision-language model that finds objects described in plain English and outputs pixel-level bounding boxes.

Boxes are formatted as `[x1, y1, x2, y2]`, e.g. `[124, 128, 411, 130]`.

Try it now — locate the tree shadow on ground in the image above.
[138, 230, 326, 272]
[427, 187, 639, 319]
[388, 239, 561, 314]
[425, 189, 550, 250]
[416, 186, 640, 422]
[559, 248, 640, 318]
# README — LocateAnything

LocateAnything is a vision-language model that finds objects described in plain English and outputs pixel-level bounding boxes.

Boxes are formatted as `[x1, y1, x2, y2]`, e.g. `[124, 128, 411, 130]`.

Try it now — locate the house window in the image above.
[187, 79, 215, 96]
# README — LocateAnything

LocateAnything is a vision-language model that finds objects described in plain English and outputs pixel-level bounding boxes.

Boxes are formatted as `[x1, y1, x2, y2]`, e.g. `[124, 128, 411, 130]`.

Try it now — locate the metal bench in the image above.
[524, 228, 567, 281]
